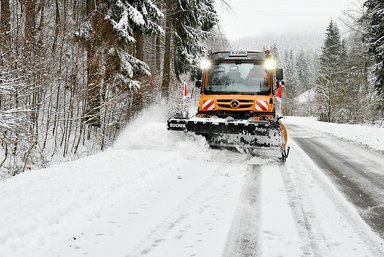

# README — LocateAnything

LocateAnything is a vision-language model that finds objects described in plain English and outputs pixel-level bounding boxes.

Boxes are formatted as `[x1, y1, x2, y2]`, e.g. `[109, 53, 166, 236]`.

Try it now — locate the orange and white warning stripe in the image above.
[255, 100, 268, 111]
[202, 100, 215, 111]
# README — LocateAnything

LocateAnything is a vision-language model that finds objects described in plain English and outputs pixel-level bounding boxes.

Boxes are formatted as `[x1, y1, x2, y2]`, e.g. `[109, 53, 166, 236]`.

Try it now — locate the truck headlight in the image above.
[264, 59, 276, 70]
[200, 59, 211, 70]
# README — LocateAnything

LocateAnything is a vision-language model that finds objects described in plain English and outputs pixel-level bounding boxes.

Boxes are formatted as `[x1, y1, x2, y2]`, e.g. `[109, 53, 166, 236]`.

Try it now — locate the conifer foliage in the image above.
[313, 14, 382, 123]
[282, 50, 300, 116]
[274, 47, 317, 117]
[172, 0, 218, 78]
[77, 0, 163, 126]
[315, 21, 346, 122]
[362, 0, 384, 109]
[161, 0, 218, 98]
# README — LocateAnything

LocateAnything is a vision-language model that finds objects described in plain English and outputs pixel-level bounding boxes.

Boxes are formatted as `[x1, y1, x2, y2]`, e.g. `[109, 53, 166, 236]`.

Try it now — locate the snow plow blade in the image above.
[167, 116, 188, 131]
[168, 116, 289, 161]
[186, 117, 281, 147]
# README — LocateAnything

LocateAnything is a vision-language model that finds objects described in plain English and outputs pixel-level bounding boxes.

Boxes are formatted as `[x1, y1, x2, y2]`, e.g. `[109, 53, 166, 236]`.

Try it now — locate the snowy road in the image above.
[1, 113, 384, 257]
[287, 123, 384, 238]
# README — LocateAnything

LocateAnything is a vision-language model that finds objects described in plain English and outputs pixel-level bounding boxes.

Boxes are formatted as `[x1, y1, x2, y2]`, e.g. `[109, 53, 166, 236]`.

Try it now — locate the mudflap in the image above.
[280, 146, 290, 163]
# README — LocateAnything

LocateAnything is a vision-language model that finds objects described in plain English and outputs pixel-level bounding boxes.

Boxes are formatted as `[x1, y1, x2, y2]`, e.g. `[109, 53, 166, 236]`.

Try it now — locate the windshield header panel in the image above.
[210, 51, 265, 63]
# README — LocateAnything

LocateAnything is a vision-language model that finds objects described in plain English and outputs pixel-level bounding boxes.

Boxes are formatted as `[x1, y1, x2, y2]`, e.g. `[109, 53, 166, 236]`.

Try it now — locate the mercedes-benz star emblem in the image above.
[231, 100, 239, 108]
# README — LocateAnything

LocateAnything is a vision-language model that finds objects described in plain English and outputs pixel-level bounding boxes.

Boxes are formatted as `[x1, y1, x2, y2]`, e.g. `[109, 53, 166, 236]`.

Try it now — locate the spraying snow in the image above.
[113, 104, 210, 156]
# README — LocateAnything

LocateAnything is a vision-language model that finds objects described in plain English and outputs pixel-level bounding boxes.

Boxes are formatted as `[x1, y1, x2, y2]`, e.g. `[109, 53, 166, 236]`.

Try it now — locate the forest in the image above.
[0, 0, 383, 175]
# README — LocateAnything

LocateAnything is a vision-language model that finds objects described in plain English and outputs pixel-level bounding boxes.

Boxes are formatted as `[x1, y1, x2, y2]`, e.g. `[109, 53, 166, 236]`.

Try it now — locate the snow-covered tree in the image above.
[271, 44, 281, 67]
[315, 21, 346, 122]
[296, 50, 311, 93]
[173, 0, 217, 78]
[362, 0, 384, 110]
[161, 0, 218, 98]
[0, 69, 35, 175]
[344, 32, 370, 122]
[282, 50, 300, 115]
[78, 0, 163, 126]
[0, 0, 11, 51]
[204, 25, 230, 53]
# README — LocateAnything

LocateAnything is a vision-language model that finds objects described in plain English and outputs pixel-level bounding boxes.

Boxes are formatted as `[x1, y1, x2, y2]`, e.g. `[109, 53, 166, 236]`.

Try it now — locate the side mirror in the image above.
[276, 68, 284, 81]
[195, 80, 202, 88]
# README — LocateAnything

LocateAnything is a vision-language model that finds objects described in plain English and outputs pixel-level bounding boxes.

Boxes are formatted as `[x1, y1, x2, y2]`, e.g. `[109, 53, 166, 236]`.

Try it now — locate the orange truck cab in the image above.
[196, 50, 282, 121]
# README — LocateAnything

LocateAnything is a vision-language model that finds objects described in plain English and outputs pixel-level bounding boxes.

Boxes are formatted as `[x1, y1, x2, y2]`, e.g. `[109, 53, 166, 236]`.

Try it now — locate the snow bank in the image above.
[284, 116, 384, 151]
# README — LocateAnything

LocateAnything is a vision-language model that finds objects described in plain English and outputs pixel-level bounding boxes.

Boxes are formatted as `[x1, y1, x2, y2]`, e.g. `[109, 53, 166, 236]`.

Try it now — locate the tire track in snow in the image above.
[222, 165, 262, 257]
[126, 162, 241, 257]
[279, 165, 330, 257]
[128, 177, 215, 257]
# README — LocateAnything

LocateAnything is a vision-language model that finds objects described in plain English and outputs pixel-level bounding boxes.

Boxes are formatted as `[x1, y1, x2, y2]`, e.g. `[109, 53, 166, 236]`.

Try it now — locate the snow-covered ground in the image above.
[285, 116, 384, 151]
[0, 106, 248, 257]
[1, 108, 384, 257]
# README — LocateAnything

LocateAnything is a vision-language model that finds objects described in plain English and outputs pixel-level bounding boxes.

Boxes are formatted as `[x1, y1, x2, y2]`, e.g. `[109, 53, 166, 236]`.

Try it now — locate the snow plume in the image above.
[112, 103, 261, 163]
[113, 104, 210, 157]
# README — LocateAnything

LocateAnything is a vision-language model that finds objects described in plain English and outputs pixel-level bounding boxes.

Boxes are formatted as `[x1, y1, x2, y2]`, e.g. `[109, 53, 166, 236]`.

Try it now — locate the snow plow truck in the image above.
[167, 50, 290, 162]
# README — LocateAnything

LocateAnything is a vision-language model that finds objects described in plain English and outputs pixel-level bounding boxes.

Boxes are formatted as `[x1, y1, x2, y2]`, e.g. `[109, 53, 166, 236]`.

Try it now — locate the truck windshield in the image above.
[205, 63, 269, 95]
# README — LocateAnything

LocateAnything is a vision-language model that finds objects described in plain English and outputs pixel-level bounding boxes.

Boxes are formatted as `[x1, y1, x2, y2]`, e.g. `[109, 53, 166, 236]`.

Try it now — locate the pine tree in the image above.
[271, 44, 280, 66]
[172, 0, 218, 79]
[345, 32, 370, 122]
[332, 39, 351, 122]
[77, 0, 163, 126]
[316, 21, 345, 122]
[282, 50, 300, 115]
[161, 0, 218, 98]
[296, 50, 310, 93]
[362, 0, 384, 110]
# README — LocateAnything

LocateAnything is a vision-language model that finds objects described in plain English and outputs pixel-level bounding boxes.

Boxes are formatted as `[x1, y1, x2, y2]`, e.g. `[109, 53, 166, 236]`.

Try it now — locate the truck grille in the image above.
[217, 99, 254, 109]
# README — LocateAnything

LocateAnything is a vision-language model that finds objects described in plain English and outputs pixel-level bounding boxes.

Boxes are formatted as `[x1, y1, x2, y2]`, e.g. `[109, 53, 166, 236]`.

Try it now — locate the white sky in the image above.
[216, 0, 357, 40]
